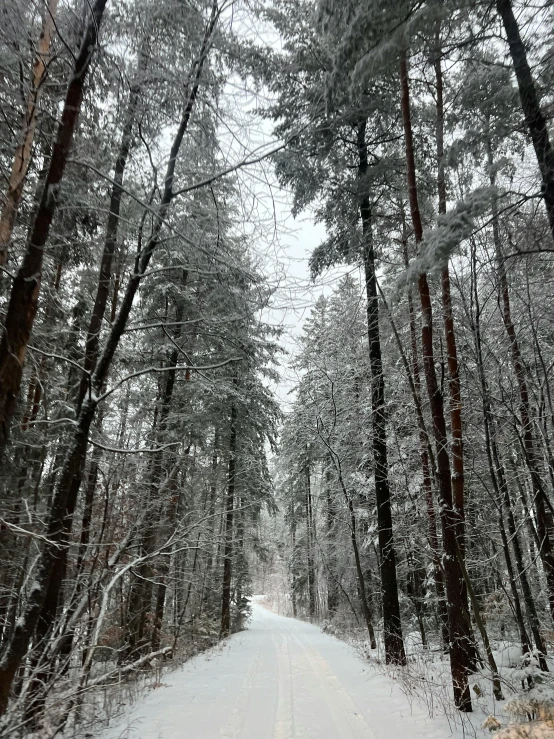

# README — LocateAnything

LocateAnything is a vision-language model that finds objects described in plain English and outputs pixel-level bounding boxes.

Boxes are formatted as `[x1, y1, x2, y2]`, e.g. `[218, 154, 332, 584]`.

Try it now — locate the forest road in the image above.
[100, 602, 452, 739]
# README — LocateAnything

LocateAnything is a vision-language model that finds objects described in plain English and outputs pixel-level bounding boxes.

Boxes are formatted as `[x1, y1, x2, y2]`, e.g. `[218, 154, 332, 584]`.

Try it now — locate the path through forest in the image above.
[99, 603, 466, 739]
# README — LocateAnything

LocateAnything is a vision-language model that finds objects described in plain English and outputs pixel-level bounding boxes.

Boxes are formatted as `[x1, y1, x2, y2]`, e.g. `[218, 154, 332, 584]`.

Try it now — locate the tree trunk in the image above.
[400, 49, 472, 712]
[0, 399, 96, 716]
[435, 45, 467, 572]
[53, 440, 103, 667]
[469, 237, 541, 666]
[290, 493, 298, 618]
[325, 467, 339, 615]
[0, 0, 108, 456]
[205, 435, 219, 579]
[401, 217, 450, 649]
[30, 36, 150, 677]
[305, 459, 316, 619]
[324, 442, 376, 647]
[220, 402, 237, 638]
[76, 42, 149, 411]
[357, 118, 406, 666]
[125, 302, 185, 658]
[347, 496, 376, 648]
[496, 0, 554, 240]
[453, 541, 503, 701]
[0, 0, 59, 271]
[151, 450, 186, 651]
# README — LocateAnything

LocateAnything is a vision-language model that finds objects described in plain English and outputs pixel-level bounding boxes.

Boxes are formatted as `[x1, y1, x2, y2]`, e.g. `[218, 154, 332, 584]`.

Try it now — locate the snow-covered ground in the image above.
[97, 602, 480, 739]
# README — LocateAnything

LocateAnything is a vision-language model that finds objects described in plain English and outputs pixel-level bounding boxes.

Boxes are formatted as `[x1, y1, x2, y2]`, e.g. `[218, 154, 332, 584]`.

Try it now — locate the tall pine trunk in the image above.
[357, 119, 405, 666]
[402, 224, 450, 648]
[76, 42, 149, 411]
[496, 0, 554, 240]
[0, 0, 59, 271]
[0, 0, 108, 456]
[399, 50, 472, 712]
[220, 402, 237, 638]
[305, 459, 316, 619]
[434, 46, 467, 573]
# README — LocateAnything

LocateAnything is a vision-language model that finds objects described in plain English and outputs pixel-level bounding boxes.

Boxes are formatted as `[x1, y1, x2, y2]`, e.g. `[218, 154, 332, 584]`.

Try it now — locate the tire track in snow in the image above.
[97, 604, 463, 739]
[286, 624, 379, 739]
[219, 637, 264, 738]
[273, 630, 296, 739]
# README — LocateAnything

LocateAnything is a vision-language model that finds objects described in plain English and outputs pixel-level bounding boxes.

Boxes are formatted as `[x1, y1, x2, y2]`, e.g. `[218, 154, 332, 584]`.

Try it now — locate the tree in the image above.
[496, 0, 554, 240]
[0, 0, 108, 457]
[0, 0, 59, 272]
[259, 0, 405, 664]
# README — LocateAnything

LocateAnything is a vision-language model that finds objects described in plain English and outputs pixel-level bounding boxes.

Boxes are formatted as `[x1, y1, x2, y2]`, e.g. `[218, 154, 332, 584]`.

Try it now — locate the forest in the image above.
[1, 0, 554, 736]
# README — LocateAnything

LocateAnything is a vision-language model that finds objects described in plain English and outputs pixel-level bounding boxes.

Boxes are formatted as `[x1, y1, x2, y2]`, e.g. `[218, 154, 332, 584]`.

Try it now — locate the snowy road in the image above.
[100, 603, 463, 739]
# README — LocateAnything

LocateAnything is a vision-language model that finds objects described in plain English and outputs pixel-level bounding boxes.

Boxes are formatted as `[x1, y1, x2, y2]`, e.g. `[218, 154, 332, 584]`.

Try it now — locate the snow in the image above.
[495, 722, 554, 738]
[97, 603, 468, 739]
[495, 643, 524, 669]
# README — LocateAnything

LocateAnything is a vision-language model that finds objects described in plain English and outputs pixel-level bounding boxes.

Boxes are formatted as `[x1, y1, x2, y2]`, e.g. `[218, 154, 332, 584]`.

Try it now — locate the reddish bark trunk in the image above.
[400, 49, 472, 712]
[434, 44, 474, 633]
[402, 226, 449, 648]
[0, 0, 59, 269]
[435, 48, 466, 554]
[0, 0, 108, 456]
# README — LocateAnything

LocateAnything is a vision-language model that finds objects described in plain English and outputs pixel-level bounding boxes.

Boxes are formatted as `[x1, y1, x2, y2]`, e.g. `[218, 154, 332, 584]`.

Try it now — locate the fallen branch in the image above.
[84, 647, 172, 690]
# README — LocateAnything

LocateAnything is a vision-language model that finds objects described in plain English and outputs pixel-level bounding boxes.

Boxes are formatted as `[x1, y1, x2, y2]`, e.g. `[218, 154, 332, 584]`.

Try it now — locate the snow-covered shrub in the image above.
[494, 720, 554, 738]
[504, 686, 554, 723]
[483, 714, 502, 731]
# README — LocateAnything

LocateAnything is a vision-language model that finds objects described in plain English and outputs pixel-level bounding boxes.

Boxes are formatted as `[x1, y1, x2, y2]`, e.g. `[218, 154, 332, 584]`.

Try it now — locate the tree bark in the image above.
[347, 495, 376, 648]
[30, 40, 150, 683]
[76, 42, 149, 411]
[400, 49, 472, 712]
[496, 0, 554, 240]
[0, 0, 108, 456]
[402, 226, 450, 648]
[126, 302, 185, 657]
[453, 541, 503, 701]
[469, 237, 543, 667]
[325, 467, 339, 615]
[435, 46, 467, 566]
[305, 459, 316, 619]
[0, 0, 59, 270]
[357, 118, 405, 666]
[220, 401, 237, 638]
[290, 492, 298, 618]
[326, 445, 377, 648]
